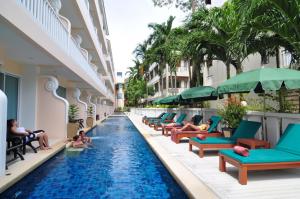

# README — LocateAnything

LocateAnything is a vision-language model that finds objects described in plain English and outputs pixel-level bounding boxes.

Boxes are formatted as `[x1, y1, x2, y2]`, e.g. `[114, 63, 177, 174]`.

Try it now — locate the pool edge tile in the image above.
[126, 113, 218, 199]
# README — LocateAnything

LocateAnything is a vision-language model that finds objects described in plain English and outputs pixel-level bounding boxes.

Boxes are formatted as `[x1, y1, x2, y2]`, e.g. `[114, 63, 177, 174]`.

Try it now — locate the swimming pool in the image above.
[1, 116, 187, 199]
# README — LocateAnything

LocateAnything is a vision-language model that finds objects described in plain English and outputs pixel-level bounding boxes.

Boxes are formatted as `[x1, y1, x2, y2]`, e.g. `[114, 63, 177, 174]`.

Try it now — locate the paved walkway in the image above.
[128, 113, 300, 199]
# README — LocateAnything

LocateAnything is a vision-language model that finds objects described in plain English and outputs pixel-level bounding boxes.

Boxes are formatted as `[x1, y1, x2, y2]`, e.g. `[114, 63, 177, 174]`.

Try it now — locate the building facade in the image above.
[115, 72, 125, 109]
[0, 0, 115, 176]
[146, 61, 190, 101]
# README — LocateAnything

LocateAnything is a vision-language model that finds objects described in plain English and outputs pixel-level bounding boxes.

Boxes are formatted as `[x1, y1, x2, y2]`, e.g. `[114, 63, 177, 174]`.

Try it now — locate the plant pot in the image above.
[67, 123, 79, 138]
[86, 117, 94, 127]
[222, 128, 236, 138]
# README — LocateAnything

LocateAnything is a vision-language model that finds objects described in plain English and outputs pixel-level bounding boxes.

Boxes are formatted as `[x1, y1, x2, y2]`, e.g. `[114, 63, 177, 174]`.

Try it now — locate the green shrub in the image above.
[218, 97, 246, 129]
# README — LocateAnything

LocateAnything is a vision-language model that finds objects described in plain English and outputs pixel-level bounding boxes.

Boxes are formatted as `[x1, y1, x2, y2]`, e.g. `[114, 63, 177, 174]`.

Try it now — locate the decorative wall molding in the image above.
[43, 76, 69, 124]
[87, 95, 97, 119]
[73, 88, 88, 111]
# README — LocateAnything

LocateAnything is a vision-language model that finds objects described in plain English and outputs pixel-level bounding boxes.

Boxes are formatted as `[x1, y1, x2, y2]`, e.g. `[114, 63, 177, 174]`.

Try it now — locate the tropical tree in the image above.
[243, 0, 300, 61]
[152, 0, 204, 12]
[146, 16, 176, 94]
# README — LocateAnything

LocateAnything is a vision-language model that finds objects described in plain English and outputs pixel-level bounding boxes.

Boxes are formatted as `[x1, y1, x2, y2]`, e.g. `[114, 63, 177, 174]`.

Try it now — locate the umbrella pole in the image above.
[263, 93, 268, 141]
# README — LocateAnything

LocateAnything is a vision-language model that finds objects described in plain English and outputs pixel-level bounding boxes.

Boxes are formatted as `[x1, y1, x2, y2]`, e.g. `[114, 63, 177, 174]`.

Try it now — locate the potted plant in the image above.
[86, 105, 94, 127]
[67, 104, 80, 138]
[218, 96, 247, 137]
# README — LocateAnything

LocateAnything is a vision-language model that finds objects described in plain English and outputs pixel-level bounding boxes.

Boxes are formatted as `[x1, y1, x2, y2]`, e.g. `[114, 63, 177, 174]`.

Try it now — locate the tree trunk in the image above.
[226, 62, 231, 79]
[175, 72, 177, 91]
[170, 70, 173, 95]
[187, 59, 192, 87]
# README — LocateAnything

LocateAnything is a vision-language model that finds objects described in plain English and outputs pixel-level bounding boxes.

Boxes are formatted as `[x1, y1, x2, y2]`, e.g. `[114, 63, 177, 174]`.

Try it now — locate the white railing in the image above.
[81, 0, 108, 75]
[17, 0, 69, 52]
[16, 0, 109, 95]
[130, 108, 300, 147]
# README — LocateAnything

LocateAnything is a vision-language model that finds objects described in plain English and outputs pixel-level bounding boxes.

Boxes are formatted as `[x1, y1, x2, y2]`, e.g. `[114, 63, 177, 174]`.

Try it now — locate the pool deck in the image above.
[0, 118, 107, 193]
[127, 113, 300, 199]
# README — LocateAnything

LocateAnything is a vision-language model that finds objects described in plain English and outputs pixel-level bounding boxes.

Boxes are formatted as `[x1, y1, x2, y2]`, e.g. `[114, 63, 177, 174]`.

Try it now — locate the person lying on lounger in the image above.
[72, 135, 86, 148]
[180, 119, 212, 131]
[79, 130, 92, 144]
[7, 119, 51, 150]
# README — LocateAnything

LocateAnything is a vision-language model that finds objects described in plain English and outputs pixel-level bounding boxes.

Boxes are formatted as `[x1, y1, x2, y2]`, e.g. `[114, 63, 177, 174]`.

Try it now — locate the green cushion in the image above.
[275, 124, 300, 156]
[190, 137, 237, 144]
[231, 120, 261, 139]
[207, 116, 222, 133]
[175, 113, 187, 125]
[166, 113, 176, 120]
[219, 149, 300, 164]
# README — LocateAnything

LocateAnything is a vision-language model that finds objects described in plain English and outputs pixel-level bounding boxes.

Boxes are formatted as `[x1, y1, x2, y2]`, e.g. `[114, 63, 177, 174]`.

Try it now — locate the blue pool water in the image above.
[1, 117, 187, 199]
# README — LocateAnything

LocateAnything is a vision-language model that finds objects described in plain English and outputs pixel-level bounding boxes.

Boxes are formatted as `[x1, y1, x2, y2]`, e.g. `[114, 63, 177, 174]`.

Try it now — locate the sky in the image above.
[104, 0, 226, 76]
[104, 0, 187, 76]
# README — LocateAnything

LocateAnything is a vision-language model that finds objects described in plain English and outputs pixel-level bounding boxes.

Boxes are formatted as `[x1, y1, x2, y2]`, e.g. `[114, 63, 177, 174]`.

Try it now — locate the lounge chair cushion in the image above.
[231, 120, 262, 139]
[275, 124, 300, 156]
[207, 116, 222, 133]
[220, 149, 300, 164]
[190, 137, 236, 144]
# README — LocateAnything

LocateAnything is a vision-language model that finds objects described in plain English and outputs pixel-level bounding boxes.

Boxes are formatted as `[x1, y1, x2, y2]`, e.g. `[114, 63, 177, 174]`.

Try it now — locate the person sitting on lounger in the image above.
[7, 119, 51, 150]
[79, 130, 92, 143]
[72, 135, 86, 148]
[180, 119, 212, 132]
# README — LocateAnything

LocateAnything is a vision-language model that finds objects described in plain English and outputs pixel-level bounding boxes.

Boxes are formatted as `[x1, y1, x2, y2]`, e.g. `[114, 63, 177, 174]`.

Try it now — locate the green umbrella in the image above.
[180, 86, 218, 101]
[159, 95, 180, 105]
[217, 68, 300, 94]
[153, 98, 162, 105]
[217, 67, 300, 140]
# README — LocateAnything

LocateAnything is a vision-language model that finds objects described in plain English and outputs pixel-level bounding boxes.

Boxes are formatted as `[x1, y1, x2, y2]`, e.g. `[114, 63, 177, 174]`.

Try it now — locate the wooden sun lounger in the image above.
[172, 131, 222, 144]
[188, 120, 262, 157]
[189, 138, 233, 157]
[218, 154, 300, 185]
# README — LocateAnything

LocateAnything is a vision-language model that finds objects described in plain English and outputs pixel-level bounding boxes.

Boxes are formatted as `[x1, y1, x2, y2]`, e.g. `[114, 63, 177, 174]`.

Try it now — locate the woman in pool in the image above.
[179, 119, 212, 132]
[7, 119, 51, 150]
[79, 130, 92, 143]
[72, 135, 86, 148]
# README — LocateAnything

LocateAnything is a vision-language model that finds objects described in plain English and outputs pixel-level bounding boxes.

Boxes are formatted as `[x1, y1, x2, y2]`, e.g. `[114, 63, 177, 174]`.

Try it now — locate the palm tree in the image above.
[146, 16, 176, 95]
[238, 0, 300, 63]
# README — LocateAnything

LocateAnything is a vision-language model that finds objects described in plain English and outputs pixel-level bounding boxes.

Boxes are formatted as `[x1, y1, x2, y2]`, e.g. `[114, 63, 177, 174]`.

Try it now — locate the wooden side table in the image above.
[237, 138, 270, 149]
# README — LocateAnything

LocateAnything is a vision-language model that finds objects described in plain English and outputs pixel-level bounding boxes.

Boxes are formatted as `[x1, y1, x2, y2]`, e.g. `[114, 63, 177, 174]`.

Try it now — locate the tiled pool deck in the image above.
[127, 113, 300, 199]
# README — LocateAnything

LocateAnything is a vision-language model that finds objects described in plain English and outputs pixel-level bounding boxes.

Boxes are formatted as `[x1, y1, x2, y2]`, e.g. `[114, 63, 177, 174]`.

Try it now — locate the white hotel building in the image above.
[0, 0, 115, 176]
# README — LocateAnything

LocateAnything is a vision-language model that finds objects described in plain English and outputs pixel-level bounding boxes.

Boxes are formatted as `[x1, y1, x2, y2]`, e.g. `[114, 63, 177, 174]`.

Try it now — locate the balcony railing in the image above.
[16, 0, 108, 95]
[17, 0, 69, 52]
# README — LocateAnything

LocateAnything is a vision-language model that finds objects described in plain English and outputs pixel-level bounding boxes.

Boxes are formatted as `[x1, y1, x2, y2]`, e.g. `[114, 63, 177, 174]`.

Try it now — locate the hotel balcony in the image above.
[0, 0, 116, 98]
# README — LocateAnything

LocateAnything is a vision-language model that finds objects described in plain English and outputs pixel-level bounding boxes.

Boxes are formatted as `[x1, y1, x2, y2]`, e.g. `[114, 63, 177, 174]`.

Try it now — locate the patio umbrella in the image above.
[180, 86, 218, 101]
[217, 67, 300, 139]
[217, 68, 300, 94]
[153, 98, 162, 105]
[159, 95, 180, 105]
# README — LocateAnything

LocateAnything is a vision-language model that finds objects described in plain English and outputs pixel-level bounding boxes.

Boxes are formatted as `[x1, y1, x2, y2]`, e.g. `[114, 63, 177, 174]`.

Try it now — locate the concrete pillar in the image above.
[0, 90, 7, 176]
